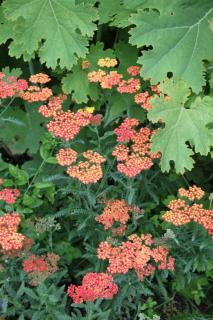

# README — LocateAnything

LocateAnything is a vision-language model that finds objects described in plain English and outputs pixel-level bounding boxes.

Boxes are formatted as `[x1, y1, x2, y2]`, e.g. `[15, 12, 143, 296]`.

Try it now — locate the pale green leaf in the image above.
[148, 78, 213, 173]
[3, 0, 98, 69]
[129, 0, 213, 93]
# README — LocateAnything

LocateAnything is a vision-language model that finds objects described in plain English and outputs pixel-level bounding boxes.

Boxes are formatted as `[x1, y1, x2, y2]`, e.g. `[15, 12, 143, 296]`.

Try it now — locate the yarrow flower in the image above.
[97, 233, 174, 280]
[127, 66, 140, 76]
[0, 72, 28, 99]
[47, 110, 92, 141]
[29, 73, 51, 84]
[22, 253, 59, 286]
[67, 272, 118, 303]
[56, 148, 77, 166]
[88, 70, 106, 83]
[67, 150, 106, 184]
[117, 78, 140, 94]
[0, 212, 25, 253]
[0, 188, 20, 204]
[21, 86, 53, 103]
[38, 94, 67, 118]
[81, 59, 90, 69]
[162, 186, 213, 236]
[112, 119, 160, 177]
[97, 57, 118, 68]
[100, 71, 123, 89]
[96, 199, 143, 235]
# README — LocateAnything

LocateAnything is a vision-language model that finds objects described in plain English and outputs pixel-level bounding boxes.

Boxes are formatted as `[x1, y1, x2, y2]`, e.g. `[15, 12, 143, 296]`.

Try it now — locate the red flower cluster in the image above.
[38, 94, 67, 118]
[112, 119, 160, 177]
[47, 110, 93, 141]
[67, 150, 106, 184]
[162, 186, 213, 236]
[97, 233, 174, 280]
[96, 199, 143, 235]
[0, 72, 28, 99]
[67, 272, 118, 303]
[0, 212, 25, 253]
[22, 253, 59, 286]
[127, 66, 140, 76]
[117, 78, 140, 94]
[0, 188, 20, 204]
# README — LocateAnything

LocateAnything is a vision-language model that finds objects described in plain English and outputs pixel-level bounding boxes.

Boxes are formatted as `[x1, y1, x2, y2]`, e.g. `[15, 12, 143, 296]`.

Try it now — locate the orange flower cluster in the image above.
[96, 199, 143, 235]
[22, 253, 59, 286]
[98, 57, 118, 68]
[0, 72, 28, 99]
[0, 188, 20, 204]
[20, 73, 53, 102]
[29, 73, 51, 84]
[112, 119, 160, 177]
[162, 186, 213, 236]
[21, 85, 52, 103]
[87, 62, 160, 110]
[56, 148, 77, 166]
[67, 272, 118, 303]
[178, 185, 204, 201]
[0, 212, 25, 253]
[67, 150, 106, 184]
[97, 234, 174, 280]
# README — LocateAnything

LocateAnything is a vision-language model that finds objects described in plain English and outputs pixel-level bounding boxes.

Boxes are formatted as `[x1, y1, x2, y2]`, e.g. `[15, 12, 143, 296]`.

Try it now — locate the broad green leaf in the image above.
[114, 41, 138, 74]
[0, 7, 13, 44]
[9, 164, 29, 185]
[0, 104, 45, 155]
[148, 78, 213, 173]
[1, 66, 22, 77]
[98, 0, 132, 27]
[62, 42, 115, 103]
[129, 0, 213, 93]
[2, 0, 98, 69]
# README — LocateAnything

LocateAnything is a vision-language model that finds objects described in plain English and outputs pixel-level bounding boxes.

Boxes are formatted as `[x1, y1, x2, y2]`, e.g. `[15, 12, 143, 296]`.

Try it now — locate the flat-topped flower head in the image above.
[56, 148, 77, 166]
[29, 73, 51, 84]
[67, 272, 118, 303]
[112, 119, 160, 177]
[97, 57, 118, 68]
[162, 186, 213, 236]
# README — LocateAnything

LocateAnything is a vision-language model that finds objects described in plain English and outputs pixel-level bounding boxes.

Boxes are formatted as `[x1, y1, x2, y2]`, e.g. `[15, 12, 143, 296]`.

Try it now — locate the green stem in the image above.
[0, 97, 16, 118]
[28, 60, 35, 75]
[24, 146, 56, 195]
[96, 25, 102, 42]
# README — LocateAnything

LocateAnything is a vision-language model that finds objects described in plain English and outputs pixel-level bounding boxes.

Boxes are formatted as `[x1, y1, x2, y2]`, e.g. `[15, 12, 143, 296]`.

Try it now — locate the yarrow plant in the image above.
[87, 60, 160, 110]
[97, 234, 174, 281]
[67, 272, 118, 303]
[163, 186, 213, 236]
[22, 253, 60, 286]
[112, 119, 160, 177]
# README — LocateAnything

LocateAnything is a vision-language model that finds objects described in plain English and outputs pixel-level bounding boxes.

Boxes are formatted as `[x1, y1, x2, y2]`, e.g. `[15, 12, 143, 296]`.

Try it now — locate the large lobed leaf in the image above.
[148, 79, 213, 173]
[0, 104, 46, 155]
[1, 0, 98, 69]
[129, 0, 213, 93]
